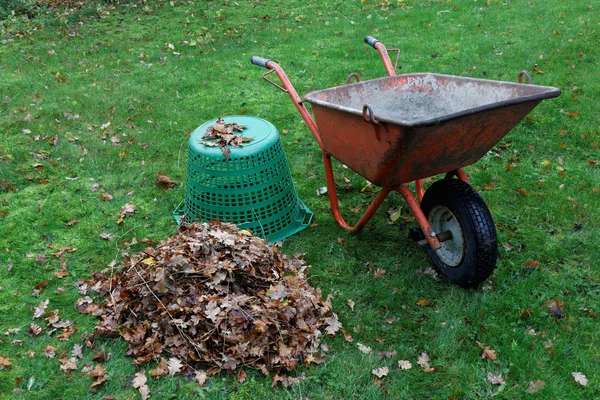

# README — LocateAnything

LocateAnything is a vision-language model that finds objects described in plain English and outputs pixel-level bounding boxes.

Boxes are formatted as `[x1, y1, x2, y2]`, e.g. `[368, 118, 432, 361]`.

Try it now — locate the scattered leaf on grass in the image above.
[44, 345, 56, 358]
[340, 327, 353, 343]
[33, 299, 49, 318]
[59, 357, 78, 373]
[324, 313, 342, 336]
[417, 352, 434, 372]
[72, 344, 83, 359]
[398, 360, 412, 370]
[524, 260, 540, 268]
[477, 341, 497, 361]
[357, 343, 373, 354]
[66, 220, 80, 227]
[156, 172, 179, 189]
[526, 380, 546, 394]
[132, 371, 150, 400]
[416, 299, 430, 307]
[88, 364, 108, 387]
[374, 268, 386, 278]
[101, 192, 113, 201]
[100, 232, 114, 241]
[347, 299, 355, 311]
[487, 372, 505, 385]
[372, 367, 389, 378]
[194, 370, 208, 386]
[237, 369, 247, 383]
[29, 323, 43, 336]
[119, 203, 136, 219]
[516, 188, 528, 196]
[571, 372, 588, 386]
[0, 355, 11, 369]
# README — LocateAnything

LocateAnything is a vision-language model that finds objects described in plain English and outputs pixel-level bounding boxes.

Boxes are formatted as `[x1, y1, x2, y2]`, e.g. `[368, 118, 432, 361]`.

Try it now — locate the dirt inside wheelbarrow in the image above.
[306, 73, 558, 124]
[76, 222, 342, 382]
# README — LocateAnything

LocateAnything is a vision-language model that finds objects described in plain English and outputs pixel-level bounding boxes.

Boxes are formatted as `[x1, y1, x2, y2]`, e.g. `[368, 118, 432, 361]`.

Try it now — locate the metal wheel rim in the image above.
[429, 205, 465, 267]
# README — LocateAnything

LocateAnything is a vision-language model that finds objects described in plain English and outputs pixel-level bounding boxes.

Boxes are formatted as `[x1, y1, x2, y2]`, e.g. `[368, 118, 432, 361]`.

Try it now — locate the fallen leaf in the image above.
[571, 372, 588, 386]
[417, 352, 434, 371]
[357, 343, 372, 354]
[66, 220, 80, 227]
[194, 370, 208, 386]
[59, 357, 78, 373]
[100, 232, 114, 240]
[72, 344, 83, 359]
[88, 364, 108, 387]
[525, 380, 546, 394]
[155, 172, 179, 189]
[347, 299, 355, 311]
[316, 186, 328, 196]
[29, 323, 43, 336]
[398, 360, 412, 370]
[33, 299, 49, 318]
[119, 203, 136, 219]
[372, 367, 389, 378]
[524, 260, 540, 269]
[374, 268, 386, 278]
[132, 371, 150, 400]
[487, 372, 505, 385]
[44, 345, 56, 358]
[324, 313, 342, 336]
[516, 188, 528, 196]
[237, 369, 247, 383]
[101, 192, 113, 201]
[482, 347, 496, 361]
[416, 299, 430, 307]
[0, 355, 11, 369]
[340, 327, 353, 343]
[167, 357, 182, 376]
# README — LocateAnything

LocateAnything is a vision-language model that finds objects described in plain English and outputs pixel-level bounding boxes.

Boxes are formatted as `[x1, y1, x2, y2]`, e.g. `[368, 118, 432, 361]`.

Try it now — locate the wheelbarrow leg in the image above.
[415, 180, 425, 202]
[394, 186, 441, 250]
[323, 152, 391, 232]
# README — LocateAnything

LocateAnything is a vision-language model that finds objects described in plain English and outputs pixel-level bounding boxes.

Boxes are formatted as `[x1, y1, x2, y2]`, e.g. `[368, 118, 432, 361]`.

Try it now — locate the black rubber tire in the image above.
[420, 179, 498, 288]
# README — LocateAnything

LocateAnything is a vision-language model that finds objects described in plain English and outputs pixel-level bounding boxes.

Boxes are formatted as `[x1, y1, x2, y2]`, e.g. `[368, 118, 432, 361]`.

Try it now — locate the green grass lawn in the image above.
[1, 0, 599, 398]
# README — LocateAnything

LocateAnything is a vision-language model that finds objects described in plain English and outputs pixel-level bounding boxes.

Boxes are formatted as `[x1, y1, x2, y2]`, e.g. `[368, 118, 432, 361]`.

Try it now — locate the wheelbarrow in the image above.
[251, 36, 560, 287]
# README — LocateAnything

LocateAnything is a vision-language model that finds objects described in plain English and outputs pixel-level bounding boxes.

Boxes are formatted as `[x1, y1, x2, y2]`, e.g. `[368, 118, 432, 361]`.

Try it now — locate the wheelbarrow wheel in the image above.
[420, 179, 497, 288]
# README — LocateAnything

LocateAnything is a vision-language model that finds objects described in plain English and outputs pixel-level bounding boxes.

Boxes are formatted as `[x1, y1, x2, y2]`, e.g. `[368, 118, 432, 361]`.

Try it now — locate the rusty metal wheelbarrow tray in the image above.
[303, 73, 560, 187]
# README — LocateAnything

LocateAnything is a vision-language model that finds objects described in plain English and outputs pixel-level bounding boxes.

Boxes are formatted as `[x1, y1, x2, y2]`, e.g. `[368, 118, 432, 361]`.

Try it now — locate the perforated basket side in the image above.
[180, 116, 312, 241]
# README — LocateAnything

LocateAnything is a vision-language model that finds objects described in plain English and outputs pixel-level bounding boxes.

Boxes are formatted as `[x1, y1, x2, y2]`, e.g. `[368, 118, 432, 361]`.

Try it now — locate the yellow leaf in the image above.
[142, 257, 156, 266]
[389, 208, 402, 223]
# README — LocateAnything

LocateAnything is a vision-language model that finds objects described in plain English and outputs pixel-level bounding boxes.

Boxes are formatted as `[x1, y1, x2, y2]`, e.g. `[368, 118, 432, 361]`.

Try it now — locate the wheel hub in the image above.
[428, 205, 465, 266]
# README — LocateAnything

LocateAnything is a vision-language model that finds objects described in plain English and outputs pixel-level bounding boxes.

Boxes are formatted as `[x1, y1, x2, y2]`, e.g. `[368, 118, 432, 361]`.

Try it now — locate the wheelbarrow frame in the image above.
[250, 37, 559, 254]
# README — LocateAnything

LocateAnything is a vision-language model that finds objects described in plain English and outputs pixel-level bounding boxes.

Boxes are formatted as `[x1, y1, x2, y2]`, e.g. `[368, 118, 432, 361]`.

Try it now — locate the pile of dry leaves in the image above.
[76, 222, 339, 379]
[200, 118, 252, 159]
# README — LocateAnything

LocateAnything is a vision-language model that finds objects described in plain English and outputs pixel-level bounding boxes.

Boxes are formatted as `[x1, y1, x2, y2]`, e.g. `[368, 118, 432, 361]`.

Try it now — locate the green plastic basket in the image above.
[174, 116, 313, 242]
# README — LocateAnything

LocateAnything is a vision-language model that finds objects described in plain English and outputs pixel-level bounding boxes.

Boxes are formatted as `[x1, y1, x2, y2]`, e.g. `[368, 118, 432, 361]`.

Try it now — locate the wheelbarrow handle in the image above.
[364, 35, 380, 48]
[251, 56, 271, 69]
